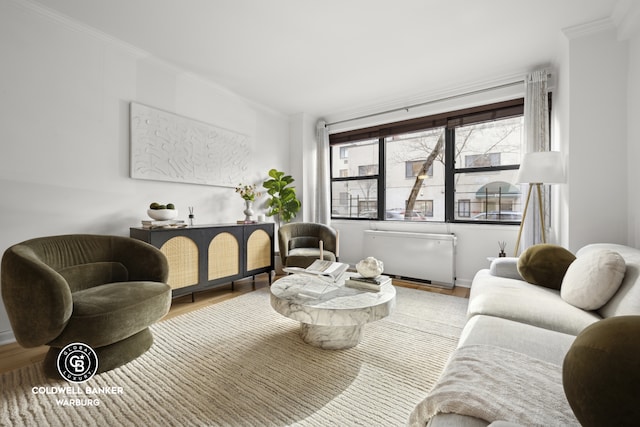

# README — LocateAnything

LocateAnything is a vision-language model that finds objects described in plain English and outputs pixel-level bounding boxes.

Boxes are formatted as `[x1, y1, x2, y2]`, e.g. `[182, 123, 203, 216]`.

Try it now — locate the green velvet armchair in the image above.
[1, 234, 172, 378]
[278, 223, 338, 269]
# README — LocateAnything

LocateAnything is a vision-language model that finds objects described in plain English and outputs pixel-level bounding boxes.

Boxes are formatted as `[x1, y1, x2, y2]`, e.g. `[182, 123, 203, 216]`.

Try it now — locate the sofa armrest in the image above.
[489, 257, 523, 280]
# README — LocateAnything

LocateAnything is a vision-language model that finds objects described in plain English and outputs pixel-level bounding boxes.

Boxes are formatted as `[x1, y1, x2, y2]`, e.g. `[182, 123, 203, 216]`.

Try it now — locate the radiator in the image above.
[362, 230, 456, 288]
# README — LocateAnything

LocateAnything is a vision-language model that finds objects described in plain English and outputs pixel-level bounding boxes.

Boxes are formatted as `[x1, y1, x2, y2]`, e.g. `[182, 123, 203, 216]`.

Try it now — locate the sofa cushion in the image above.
[560, 249, 625, 310]
[468, 270, 601, 335]
[48, 281, 171, 348]
[563, 316, 640, 427]
[576, 244, 640, 318]
[517, 244, 575, 290]
[285, 248, 336, 268]
[459, 315, 576, 365]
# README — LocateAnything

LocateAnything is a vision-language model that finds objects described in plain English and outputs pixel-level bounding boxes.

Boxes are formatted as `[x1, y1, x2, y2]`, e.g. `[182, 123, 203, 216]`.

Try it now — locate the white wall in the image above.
[289, 113, 319, 224]
[551, 26, 572, 252]
[0, 2, 290, 342]
[628, 30, 640, 247]
[562, 23, 629, 252]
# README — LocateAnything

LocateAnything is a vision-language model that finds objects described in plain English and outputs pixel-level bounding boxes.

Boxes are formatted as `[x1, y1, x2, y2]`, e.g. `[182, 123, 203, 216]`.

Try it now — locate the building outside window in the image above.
[329, 99, 525, 223]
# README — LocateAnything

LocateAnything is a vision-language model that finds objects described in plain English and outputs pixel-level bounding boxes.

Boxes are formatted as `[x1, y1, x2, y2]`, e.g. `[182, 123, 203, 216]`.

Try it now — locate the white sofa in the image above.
[411, 243, 640, 427]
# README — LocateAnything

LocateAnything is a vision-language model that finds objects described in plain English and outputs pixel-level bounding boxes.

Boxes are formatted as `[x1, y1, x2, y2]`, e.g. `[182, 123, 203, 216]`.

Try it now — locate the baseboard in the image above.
[0, 330, 16, 345]
[454, 279, 472, 288]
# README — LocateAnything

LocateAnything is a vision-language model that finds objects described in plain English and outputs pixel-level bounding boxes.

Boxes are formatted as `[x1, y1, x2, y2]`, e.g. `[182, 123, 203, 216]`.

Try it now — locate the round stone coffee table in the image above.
[269, 273, 396, 349]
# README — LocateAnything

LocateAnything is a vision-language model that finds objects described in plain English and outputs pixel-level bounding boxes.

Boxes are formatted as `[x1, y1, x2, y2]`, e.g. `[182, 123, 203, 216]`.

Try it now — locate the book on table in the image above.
[344, 275, 391, 291]
[283, 259, 350, 282]
[141, 219, 186, 229]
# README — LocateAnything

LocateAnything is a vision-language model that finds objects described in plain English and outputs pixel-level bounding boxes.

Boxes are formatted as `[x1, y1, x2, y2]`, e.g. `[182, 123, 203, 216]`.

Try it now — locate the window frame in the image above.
[329, 98, 526, 224]
[330, 139, 384, 221]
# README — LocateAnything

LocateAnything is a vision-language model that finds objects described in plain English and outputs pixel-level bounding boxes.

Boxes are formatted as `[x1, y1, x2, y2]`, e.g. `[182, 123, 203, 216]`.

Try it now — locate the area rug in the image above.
[1, 286, 468, 426]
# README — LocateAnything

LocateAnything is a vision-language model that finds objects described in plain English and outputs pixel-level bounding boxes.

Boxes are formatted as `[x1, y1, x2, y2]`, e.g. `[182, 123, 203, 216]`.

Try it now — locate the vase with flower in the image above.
[235, 183, 261, 222]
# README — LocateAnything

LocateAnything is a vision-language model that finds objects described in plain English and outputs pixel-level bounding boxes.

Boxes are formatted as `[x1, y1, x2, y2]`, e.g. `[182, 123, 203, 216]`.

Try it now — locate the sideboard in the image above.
[130, 223, 274, 299]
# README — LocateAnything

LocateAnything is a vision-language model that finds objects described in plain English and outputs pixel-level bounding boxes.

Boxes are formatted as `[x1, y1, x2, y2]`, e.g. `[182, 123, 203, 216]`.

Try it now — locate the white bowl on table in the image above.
[147, 209, 178, 221]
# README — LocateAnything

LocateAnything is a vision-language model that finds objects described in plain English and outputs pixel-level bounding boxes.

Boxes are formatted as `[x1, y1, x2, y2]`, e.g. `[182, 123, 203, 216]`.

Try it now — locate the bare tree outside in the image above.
[404, 132, 444, 219]
[388, 116, 522, 221]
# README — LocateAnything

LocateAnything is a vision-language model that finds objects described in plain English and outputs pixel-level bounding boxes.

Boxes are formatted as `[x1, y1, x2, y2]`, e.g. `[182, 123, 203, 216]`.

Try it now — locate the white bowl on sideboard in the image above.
[147, 209, 178, 221]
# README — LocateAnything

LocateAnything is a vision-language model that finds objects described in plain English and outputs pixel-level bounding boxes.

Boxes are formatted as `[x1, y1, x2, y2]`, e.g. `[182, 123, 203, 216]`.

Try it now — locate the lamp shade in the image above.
[516, 151, 565, 184]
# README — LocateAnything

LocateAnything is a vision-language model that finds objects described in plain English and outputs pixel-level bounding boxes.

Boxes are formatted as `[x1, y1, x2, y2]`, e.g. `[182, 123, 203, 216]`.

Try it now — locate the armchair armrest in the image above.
[489, 257, 523, 280]
[113, 237, 169, 283]
[1, 245, 73, 347]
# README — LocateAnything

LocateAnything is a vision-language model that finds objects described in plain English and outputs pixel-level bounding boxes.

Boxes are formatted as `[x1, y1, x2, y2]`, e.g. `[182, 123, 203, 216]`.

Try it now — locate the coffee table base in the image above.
[300, 323, 364, 350]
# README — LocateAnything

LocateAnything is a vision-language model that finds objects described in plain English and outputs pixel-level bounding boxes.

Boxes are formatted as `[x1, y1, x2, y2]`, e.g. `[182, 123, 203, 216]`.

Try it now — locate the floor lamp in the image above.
[514, 151, 565, 256]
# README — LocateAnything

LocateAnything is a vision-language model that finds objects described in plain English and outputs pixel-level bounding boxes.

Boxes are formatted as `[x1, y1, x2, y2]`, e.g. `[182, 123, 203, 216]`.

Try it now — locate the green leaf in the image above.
[261, 168, 301, 224]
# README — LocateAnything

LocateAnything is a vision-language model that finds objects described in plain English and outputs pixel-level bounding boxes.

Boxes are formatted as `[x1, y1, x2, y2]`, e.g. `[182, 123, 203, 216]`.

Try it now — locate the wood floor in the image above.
[0, 274, 469, 375]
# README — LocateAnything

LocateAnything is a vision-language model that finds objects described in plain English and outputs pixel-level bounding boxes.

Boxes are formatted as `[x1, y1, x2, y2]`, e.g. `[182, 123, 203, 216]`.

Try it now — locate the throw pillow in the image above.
[517, 244, 576, 290]
[560, 249, 625, 310]
[563, 316, 640, 427]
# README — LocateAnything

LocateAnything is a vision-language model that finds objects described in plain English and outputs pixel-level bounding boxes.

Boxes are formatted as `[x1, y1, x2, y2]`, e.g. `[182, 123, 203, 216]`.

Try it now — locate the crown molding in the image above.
[612, 0, 640, 40]
[10, 0, 149, 58]
[562, 17, 616, 40]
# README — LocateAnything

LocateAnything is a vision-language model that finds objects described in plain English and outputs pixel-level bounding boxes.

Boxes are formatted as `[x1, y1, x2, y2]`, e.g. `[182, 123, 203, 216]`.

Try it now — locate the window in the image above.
[458, 199, 471, 217]
[330, 139, 380, 219]
[358, 164, 379, 176]
[465, 153, 500, 168]
[386, 128, 445, 221]
[453, 116, 523, 221]
[405, 160, 433, 178]
[330, 98, 526, 223]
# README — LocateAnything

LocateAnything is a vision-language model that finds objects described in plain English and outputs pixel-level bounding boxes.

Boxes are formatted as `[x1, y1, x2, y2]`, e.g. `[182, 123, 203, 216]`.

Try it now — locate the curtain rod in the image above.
[325, 79, 526, 128]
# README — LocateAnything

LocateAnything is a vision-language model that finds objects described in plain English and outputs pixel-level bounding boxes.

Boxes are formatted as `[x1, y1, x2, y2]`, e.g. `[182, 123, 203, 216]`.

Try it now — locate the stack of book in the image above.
[283, 259, 350, 282]
[141, 219, 187, 229]
[345, 274, 391, 291]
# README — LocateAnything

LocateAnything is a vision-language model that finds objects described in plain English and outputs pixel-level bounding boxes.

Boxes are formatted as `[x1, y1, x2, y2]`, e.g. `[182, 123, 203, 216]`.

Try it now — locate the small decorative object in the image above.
[147, 202, 178, 220]
[356, 257, 384, 278]
[188, 206, 195, 226]
[243, 200, 255, 221]
[235, 183, 261, 222]
[498, 241, 507, 257]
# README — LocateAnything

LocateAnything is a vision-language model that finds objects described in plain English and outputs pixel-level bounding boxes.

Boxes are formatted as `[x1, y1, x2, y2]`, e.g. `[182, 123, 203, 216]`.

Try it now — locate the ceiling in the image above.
[30, 0, 620, 117]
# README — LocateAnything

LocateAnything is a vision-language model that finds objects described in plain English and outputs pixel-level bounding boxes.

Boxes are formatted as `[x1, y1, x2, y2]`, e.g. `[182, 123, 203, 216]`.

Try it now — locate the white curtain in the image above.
[522, 69, 550, 250]
[315, 120, 331, 225]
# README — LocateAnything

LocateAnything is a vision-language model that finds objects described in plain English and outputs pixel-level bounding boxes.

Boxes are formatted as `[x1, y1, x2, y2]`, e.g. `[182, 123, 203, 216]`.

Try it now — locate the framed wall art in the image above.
[130, 102, 251, 187]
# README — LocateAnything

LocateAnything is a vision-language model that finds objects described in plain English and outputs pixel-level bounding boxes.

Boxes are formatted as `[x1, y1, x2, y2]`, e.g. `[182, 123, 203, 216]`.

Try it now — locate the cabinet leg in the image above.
[231, 281, 234, 291]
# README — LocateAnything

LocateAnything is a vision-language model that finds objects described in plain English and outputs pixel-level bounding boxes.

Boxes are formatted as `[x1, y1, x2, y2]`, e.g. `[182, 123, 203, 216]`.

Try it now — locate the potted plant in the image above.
[263, 168, 301, 226]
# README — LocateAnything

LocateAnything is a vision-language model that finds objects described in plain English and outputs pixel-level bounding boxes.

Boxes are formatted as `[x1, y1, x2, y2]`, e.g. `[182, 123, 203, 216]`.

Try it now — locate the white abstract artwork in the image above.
[130, 102, 250, 187]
